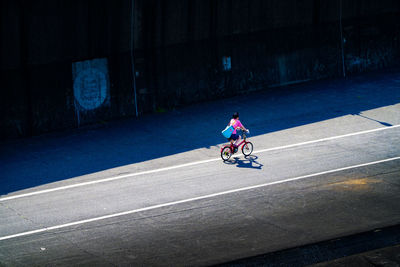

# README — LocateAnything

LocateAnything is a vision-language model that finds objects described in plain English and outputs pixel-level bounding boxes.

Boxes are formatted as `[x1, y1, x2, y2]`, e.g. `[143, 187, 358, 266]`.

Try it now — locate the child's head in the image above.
[232, 112, 239, 119]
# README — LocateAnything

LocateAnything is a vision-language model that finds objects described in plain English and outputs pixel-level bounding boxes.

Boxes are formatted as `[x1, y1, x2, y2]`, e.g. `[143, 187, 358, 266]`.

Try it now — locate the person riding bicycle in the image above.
[228, 112, 249, 153]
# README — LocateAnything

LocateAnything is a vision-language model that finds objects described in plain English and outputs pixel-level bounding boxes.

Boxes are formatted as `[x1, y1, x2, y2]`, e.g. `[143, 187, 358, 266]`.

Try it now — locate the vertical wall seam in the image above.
[339, 0, 346, 78]
[130, 0, 138, 117]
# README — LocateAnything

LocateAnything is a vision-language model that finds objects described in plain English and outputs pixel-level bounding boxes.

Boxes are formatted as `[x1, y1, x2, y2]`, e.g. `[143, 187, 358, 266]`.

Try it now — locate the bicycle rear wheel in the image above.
[221, 146, 232, 161]
[242, 142, 253, 156]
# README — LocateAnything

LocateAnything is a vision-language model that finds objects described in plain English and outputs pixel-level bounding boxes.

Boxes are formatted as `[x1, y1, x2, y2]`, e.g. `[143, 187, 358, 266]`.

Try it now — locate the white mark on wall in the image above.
[72, 58, 110, 125]
[222, 56, 231, 71]
[74, 68, 107, 110]
[73, 58, 109, 110]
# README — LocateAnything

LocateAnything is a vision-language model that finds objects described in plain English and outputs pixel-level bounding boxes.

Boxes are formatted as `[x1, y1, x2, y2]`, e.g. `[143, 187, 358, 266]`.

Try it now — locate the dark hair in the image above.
[232, 112, 239, 119]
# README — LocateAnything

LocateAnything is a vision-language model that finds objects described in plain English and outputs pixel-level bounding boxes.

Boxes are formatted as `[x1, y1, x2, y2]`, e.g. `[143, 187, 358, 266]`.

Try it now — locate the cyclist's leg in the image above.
[230, 134, 237, 145]
[234, 135, 241, 147]
[228, 137, 234, 147]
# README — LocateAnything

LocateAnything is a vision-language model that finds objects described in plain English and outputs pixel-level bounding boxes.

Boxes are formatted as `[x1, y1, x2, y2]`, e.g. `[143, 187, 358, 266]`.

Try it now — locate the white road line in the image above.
[1, 124, 399, 202]
[0, 158, 220, 202]
[253, 124, 400, 154]
[1, 156, 399, 242]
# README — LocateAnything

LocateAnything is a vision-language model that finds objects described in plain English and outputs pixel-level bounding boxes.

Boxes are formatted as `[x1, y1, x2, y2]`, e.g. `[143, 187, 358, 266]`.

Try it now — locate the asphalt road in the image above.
[1, 125, 400, 266]
[1, 69, 400, 266]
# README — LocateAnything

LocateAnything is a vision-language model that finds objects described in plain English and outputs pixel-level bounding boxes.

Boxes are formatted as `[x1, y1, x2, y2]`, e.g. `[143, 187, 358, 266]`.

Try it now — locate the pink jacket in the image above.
[229, 119, 243, 135]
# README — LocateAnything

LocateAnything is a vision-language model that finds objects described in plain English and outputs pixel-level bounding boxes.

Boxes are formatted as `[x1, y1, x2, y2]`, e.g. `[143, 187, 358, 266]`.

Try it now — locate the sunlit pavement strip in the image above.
[1, 155, 400, 242]
[1, 125, 399, 203]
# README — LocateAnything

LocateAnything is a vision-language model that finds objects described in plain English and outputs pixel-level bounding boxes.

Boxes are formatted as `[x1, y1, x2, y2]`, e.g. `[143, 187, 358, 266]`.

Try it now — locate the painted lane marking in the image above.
[0, 156, 400, 242]
[253, 124, 400, 154]
[0, 158, 220, 202]
[1, 124, 399, 202]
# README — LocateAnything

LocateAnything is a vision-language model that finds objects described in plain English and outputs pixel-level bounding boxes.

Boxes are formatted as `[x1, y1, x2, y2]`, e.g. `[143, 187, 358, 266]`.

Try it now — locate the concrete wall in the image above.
[1, 0, 400, 139]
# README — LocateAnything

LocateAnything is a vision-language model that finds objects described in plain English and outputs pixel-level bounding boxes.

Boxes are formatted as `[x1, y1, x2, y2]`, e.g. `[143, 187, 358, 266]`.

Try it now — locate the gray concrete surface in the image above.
[1, 68, 400, 266]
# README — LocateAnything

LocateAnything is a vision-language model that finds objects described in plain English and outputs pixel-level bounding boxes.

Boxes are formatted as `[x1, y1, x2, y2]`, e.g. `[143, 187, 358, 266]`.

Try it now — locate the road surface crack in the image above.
[0, 202, 39, 229]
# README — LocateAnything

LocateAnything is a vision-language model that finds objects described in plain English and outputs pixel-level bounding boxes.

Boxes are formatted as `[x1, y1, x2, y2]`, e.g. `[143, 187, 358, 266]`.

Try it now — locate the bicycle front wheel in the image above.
[221, 146, 232, 161]
[242, 142, 253, 156]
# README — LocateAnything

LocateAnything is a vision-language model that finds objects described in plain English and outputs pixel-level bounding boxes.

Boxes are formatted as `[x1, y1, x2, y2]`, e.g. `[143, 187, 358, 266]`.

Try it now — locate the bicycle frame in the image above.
[220, 131, 253, 161]
[229, 132, 248, 149]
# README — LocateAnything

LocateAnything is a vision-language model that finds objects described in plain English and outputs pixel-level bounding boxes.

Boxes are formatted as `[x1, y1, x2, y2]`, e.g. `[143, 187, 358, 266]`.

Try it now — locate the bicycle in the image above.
[220, 130, 253, 161]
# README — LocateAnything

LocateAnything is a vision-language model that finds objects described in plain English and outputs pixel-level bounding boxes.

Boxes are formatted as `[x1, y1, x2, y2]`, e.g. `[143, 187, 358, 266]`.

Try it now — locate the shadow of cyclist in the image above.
[223, 155, 263, 169]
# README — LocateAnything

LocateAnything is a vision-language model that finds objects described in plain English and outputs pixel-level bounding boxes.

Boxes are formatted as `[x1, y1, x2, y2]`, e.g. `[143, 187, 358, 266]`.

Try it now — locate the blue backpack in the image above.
[221, 125, 234, 138]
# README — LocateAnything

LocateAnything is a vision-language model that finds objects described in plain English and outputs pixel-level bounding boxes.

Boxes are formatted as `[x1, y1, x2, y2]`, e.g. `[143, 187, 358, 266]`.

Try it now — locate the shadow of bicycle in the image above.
[223, 155, 263, 169]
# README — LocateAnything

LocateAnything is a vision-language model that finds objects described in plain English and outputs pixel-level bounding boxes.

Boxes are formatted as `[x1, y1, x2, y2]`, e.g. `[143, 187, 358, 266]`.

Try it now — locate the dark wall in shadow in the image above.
[1, 0, 400, 139]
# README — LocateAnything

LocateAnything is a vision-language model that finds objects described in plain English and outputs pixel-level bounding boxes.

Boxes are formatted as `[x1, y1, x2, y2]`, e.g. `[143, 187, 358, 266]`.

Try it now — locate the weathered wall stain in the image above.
[72, 58, 110, 126]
